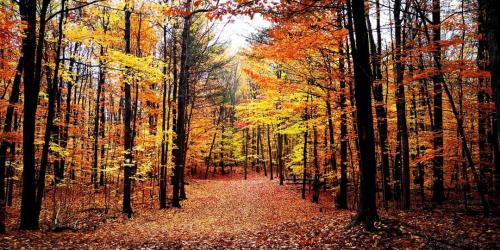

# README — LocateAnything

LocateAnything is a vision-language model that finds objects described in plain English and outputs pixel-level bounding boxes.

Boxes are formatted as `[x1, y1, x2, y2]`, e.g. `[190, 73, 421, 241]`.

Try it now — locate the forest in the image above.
[0, 0, 499, 248]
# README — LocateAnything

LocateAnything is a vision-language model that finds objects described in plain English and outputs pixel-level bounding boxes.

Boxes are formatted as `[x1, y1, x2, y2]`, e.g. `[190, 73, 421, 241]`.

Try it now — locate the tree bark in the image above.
[244, 128, 248, 180]
[337, 51, 348, 210]
[267, 125, 273, 180]
[19, 0, 45, 230]
[431, 0, 445, 204]
[122, 2, 134, 218]
[92, 46, 105, 191]
[312, 126, 320, 203]
[394, 0, 411, 210]
[478, 0, 500, 197]
[258, 126, 267, 176]
[302, 128, 308, 200]
[349, 0, 379, 230]
[172, 0, 192, 207]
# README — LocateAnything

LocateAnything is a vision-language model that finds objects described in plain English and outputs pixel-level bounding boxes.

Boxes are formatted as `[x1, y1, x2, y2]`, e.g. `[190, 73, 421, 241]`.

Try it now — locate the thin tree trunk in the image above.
[394, 0, 411, 210]
[244, 128, 248, 180]
[159, 25, 169, 208]
[337, 54, 348, 210]
[312, 126, 320, 203]
[302, 127, 308, 200]
[278, 132, 284, 185]
[258, 126, 267, 176]
[267, 125, 273, 180]
[122, 2, 134, 218]
[92, 46, 105, 191]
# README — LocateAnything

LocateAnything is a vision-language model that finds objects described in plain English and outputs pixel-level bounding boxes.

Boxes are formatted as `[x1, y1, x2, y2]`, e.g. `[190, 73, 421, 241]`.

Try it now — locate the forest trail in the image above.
[1, 173, 499, 248]
[116, 173, 327, 241]
[157, 174, 326, 236]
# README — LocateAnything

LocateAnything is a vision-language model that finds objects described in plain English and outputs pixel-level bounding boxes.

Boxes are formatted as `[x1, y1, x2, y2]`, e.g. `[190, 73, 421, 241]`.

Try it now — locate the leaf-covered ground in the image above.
[1, 174, 499, 249]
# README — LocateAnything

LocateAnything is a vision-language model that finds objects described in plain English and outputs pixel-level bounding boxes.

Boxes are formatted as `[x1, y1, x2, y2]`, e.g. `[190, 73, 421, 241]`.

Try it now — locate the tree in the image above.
[122, 0, 134, 218]
[430, 0, 446, 204]
[19, 0, 43, 230]
[393, 0, 411, 210]
[478, 0, 500, 196]
[349, 0, 379, 229]
[172, 0, 192, 208]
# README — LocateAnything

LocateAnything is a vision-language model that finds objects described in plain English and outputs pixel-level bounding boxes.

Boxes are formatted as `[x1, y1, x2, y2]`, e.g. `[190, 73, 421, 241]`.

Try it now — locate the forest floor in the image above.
[1, 173, 499, 249]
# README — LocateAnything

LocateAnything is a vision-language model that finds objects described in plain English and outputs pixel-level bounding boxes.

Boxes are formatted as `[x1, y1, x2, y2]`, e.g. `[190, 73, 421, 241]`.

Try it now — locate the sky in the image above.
[214, 13, 270, 54]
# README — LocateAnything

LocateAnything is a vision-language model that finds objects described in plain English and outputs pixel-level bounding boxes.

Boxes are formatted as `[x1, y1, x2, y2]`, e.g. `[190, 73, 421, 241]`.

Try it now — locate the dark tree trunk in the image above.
[59, 45, 78, 183]
[349, 0, 379, 230]
[394, 0, 411, 210]
[312, 126, 320, 203]
[93, 47, 105, 191]
[20, 0, 51, 229]
[251, 129, 256, 172]
[478, 0, 500, 197]
[278, 133, 284, 185]
[37, 57, 56, 221]
[302, 128, 308, 200]
[244, 128, 248, 180]
[204, 131, 217, 179]
[37, 0, 66, 220]
[326, 97, 337, 172]
[267, 125, 273, 180]
[219, 108, 225, 175]
[19, 0, 43, 230]
[477, 9, 493, 199]
[98, 66, 106, 186]
[122, 4, 134, 218]
[431, 0, 445, 204]
[258, 126, 267, 176]
[172, 0, 191, 208]
[160, 25, 171, 208]
[367, 0, 391, 205]
[337, 53, 348, 210]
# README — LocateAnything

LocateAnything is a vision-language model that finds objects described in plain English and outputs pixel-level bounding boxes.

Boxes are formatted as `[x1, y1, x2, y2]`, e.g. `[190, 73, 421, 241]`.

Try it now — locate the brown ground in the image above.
[1, 173, 499, 249]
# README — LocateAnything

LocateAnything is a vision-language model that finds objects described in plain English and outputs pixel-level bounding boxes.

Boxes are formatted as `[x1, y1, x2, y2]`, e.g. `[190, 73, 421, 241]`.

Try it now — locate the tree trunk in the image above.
[122, 3, 134, 218]
[244, 128, 248, 180]
[258, 126, 267, 176]
[431, 0, 445, 204]
[159, 25, 169, 208]
[278, 132, 284, 185]
[172, 0, 191, 207]
[394, 0, 411, 210]
[337, 54, 348, 210]
[219, 108, 225, 175]
[478, 0, 500, 197]
[302, 128, 308, 200]
[93, 46, 105, 191]
[367, 0, 392, 206]
[267, 125, 273, 180]
[19, 0, 45, 230]
[349, 0, 379, 230]
[312, 126, 320, 203]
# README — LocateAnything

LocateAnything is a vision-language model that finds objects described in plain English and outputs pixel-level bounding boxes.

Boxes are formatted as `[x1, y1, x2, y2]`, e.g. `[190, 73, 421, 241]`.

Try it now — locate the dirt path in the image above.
[1, 173, 498, 248]
[103, 174, 326, 243]
[156, 174, 325, 236]
[0, 174, 328, 248]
